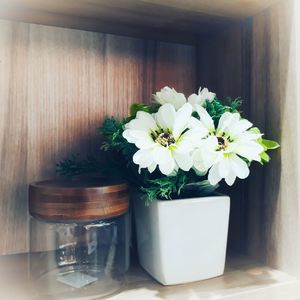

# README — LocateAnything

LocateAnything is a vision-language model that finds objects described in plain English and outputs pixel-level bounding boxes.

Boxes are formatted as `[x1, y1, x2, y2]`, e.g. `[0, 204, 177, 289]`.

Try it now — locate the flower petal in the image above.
[217, 112, 240, 134]
[155, 103, 176, 130]
[127, 111, 158, 131]
[148, 162, 157, 173]
[173, 103, 193, 139]
[133, 149, 154, 168]
[229, 154, 250, 179]
[173, 151, 193, 171]
[127, 130, 154, 149]
[208, 163, 222, 185]
[152, 146, 171, 164]
[159, 156, 176, 175]
[199, 87, 216, 102]
[122, 129, 136, 143]
[235, 141, 264, 162]
[188, 87, 215, 110]
[218, 156, 231, 178]
[195, 105, 215, 132]
[235, 131, 263, 141]
[192, 136, 219, 172]
[227, 119, 252, 137]
[174, 140, 194, 154]
[225, 171, 236, 186]
[153, 86, 186, 110]
[152, 146, 176, 175]
[193, 150, 216, 172]
[188, 117, 209, 138]
[188, 93, 205, 109]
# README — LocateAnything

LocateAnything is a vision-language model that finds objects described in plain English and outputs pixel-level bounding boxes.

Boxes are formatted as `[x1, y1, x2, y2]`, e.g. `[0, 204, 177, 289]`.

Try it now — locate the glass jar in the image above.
[29, 179, 130, 300]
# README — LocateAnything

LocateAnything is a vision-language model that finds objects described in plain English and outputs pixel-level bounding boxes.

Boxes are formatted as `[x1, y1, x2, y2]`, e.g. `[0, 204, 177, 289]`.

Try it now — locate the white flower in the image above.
[123, 103, 207, 176]
[192, 106, 264, 186]
[188, 87, 216, 109]
[153, 86, 186, 110]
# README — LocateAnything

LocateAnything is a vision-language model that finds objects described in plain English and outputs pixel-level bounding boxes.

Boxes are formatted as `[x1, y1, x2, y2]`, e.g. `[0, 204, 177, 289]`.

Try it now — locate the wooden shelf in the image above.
[116, 259, 300, 300]
[0, 0, 279, 43]
[0, 254, 299, 300]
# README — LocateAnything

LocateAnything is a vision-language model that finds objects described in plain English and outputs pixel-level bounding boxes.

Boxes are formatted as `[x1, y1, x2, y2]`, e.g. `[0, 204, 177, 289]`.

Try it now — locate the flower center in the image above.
[217, 136, 229, 151]
[155, 132, 175, 147]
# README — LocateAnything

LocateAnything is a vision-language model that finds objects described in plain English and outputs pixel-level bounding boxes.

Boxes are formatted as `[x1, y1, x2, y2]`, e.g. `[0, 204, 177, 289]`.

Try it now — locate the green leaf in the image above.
[130, 103, 152, 117]
[261, 139, 280, 150]
[205, 100, 226, 125]
[225, 97, 243, 113]
[249, 128, 280, 150]
[204, 98, 242, 125]
[249, 127, 261, 135]
[243, 127, 279, 165]
[141, 171, 189, 203]
[260, 152, 271, 163]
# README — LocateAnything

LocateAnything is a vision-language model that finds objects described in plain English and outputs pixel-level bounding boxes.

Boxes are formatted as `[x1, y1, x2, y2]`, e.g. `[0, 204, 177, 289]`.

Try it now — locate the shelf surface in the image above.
[0, 0, 279, 43]
[0, 253, 299, 300]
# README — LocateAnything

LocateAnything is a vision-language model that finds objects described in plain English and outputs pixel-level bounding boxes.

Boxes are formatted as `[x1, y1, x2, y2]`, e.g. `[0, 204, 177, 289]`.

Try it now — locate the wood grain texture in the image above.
[246, 9, 270, 262]
[198, 23, 251, 101]
[0, 22, 30, 255]
[197, 23, 251, 255]
[247, 0, 300, 277]
[0, 0, 280, 20]
[0, 19, 197, 254]
[29, 179, 129, 221]
[0, 0, 279, 44]
[155, 42, 196, 94]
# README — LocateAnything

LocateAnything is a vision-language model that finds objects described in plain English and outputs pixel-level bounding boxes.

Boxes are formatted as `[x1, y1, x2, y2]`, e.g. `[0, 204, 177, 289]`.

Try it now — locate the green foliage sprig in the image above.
[99, 117, 137, 164]
[141, 171, 188, 204]
[205, 97, 242, 125]
[141, 171, 219, 204]
[56, 155, 103, 177]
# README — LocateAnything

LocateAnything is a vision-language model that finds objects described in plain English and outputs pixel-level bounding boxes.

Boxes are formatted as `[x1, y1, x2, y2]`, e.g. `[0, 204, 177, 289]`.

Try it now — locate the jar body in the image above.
[30, 213, 130, 299]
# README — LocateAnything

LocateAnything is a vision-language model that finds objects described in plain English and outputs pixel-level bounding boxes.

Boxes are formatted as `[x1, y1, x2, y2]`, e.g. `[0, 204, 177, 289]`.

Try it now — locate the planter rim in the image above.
[143, 193, 229, 206]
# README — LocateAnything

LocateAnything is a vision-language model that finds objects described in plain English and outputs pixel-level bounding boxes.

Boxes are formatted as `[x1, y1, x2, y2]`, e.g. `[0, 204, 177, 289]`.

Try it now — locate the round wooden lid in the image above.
[29, 178, 129, 222]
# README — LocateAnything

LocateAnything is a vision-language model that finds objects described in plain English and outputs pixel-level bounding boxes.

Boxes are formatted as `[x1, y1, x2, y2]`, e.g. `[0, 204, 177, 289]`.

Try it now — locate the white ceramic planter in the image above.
[134, 194, 230, 285]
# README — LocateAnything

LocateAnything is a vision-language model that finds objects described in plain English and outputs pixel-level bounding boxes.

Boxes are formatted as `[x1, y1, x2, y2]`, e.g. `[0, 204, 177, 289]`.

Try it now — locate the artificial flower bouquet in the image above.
[58, 86, 279, 203]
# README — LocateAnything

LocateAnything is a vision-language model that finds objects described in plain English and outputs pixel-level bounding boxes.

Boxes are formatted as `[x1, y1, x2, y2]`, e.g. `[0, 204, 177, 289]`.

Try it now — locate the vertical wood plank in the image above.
[103, 35, 144, 119]
[248, 0, 300, 276]
[197, 23, 251, 256]
[198, 25, 248, 100]
[27, 25, 94, 180]
[246, 9, 270, 262]
[142, 40, 156, 104]
[155, 42, 197, 95]
[0, 21, 30, 254]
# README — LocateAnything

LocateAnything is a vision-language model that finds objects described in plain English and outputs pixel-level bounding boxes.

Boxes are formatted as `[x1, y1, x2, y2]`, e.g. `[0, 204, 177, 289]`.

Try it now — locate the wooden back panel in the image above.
[0, 19, 196, 254]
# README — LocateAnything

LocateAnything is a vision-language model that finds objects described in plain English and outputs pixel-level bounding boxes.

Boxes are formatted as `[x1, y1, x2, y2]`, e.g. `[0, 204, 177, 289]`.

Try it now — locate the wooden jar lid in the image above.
[29, 178, 129, 222]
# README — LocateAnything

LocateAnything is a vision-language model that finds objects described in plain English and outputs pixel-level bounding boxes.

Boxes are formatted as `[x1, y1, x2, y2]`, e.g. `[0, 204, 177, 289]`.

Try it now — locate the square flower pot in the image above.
[133, 194, 230, 285]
